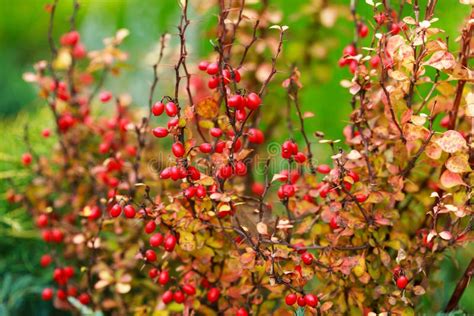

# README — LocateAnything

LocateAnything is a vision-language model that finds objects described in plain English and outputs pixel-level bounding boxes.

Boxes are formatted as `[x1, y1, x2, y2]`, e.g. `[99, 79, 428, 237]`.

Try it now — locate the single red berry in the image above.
[150, 233, 164, 247]
[22, 153, 33, 166]
[208, 76, 219, 89]
[236, 307, 249, 316]
[370, 55, 380, 68]
[304, 293, 319, 307]
[162, 290, 173, 304]
[42, 288, 53, 301]
[301, 252, 314, 265]
[236, 108, 247, 121]
[123, 205, 136, 218]
[42, 128, 51, 138]
[182, 284, 196, 296]
[252, 182, 265, 196]
[60, 31, 80, 46]
[199, 143, 213, 153]
[164, 234, 177, 252]
[355, 193, 368, 203]
[99, 91, 112, 103]
[72, 43, 86, 59]
[78, 293, 90, 305]
[207, 287, 220, 303]
[152, 102, 165, 116]
[145, 249, 157, 262]
[218, 164, 233, 179]
[88, 205, 101, 221]
[343, 44, 357, 57]
[245, 92, 261, 110]
[57, 289, 67, 300]
[168, 118, 179, 128]
[294, 152, 307, 163]
[440, 115, 450, 128]
[358, 23, 369, 38]
[297, 295, 306, 307]
[248, 128, 264, 144]
[36, 214, 49, 228]
[67, 286, 78, 297]
[206, 63, 219, 75]
[374, 13, 386, 25]
[144, 220, 156, 234]
[198, 61, 210, 71]
[172, 142, 185, 157]
[196, 185, 207, 199]
[174, 290, 185, 304]
[391, 23, 401, 35]
[40, 254, 52, 267]
[210, 127, 222, 138]
[329, 216, 339, 230]
[396, 275, 409, 289]
[228, 95, 244, 108]
[165, 102, 178, 117]
[235, 161, 247, 176]
[317, 164, 331, 174]
[159, 270, 170, 285]
[149, 268, 159, 279]
[51, 229, 64, 243]
[185, 186, 197, 199]
[109, 204, 122, 217]
[285, 293, 297, 306]
[282, 184, 295, 198]
[64, 266, 75, 278]
[187, 166, 201, 181]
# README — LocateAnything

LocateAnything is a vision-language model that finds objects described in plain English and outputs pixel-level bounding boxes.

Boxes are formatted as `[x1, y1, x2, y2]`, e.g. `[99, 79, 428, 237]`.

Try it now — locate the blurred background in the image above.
[0, 0, 472, 314]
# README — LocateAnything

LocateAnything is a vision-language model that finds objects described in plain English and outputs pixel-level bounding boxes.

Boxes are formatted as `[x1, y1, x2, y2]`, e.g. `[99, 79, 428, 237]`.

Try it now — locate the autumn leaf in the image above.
[435, 130, 467, 153]
[440, 170, 466, 188]
[424, 50, 456, 70]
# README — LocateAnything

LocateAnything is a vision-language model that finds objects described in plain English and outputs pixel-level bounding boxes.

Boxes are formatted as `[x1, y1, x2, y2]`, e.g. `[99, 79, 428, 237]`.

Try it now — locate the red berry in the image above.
[196, 185, 207, 199]
[207, 287, 220, 303]
[72, 43, 86, 59]
[248, 128, 264, 144]
[159, 270, 170, 285]
[40, 254, 52, 267]
[301, 252, 314, 265]
[297, 295, 306, 307]
[150, 233, 164, 247]
[182, 284, 196, 296]
[99, 91, 112, 103]
[42, 128, 51, 138]
[252, 182, 265, 196]
[358, 23, 369, 38]
[370, 55, 380, 68]
[168, 118, 179, 128]
[355, 193, 368, 203]
[172, 142, 185, 157]
[206, 63, 219, 75]
[88, 205, 101, 221]
[149, 268, 159, 279]
[173, 290, 185, 304]
[285, 293, 297, 305]
[42, 288, 53, 301]
[330, 216, 339, 230]
[185, 186, 197, 199]
[282, 184, 295, 198]
[60, 31, 80, 46]
[210, 127, 222, 138]
[440, 115, 450, 128]
[304, 294, 319, 307]
[152, 102, 165, 116]
[78, 293, 90, 305]
[109, 204, 122, 217]
[67, 286, 78, 297]
[22, 153, 32, 166]
[245, 92, 261, 110]
[235, 161, 247, 176]
[396, 275, 409, 289]
[391, 23, 401, 35]
[236, 307, 249, 316]
[294, 152, 307, 163]
[164, 234, 177, 252]
[317, 164, 331, 174]
[199, 143, 213, 153]
[374, 13, 386, 25]
[57, 289, 67, 300]
[144, 221, 156, 234]
[162, 290, 173, 304]
[198, 61, 209, 71]
[145, 249, 157, 262]
[228, 95, 244, 108]
[123, 205, 136, 218]
[165, 102, 178, 117]
[64, 266, 74, 278]
[208, 77, 219, 89]
[37, 214, 48, 228]
[51, 229, 64, 243]
[343, 44, 357, 56]
[218, 164, 233, 179]
[348, 170, 360, 182]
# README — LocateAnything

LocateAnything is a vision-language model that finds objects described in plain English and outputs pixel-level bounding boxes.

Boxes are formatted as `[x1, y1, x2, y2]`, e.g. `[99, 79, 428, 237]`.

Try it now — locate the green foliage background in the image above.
[0, 0, 472, 314]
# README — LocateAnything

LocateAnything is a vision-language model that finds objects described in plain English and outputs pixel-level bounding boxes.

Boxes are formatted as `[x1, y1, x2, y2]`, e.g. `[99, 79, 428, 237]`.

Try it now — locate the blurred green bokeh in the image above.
[1, 0, 472, 315]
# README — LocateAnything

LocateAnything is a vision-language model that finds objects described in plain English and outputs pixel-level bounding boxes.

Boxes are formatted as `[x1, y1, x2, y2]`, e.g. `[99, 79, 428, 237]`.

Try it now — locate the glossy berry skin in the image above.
[358, 23, 369, 37]
[150, 233, 164, 247]
[228, 95, 244, 108]
[208, 77, 219, 89]
[144, 220, 156, 234]
[252, 182, 265, 196]
[391, 23, 401, 35]
[172, 142, 185, 157]
[294, 152, 307, 163]
[396, 275, 409, 289]
[88, 206, 101, 221]
[317, 164, 331, 174]
[235, 161, 247, 176]
[40, 254, 52, 267]
[199, 143, 212, 153]
[182, 284, 196, 296]
[42, 288, 53, 301]
[355, 193, 368, 203]
[301, 252, 314, 265]
[236, 308, 249, 316]
[78, 293, 90, 305]
[152, 102, 165, 116]
[304, 294, 319, 307]
[149, 268, 159, 279]
[210, 127, 222, 138]
[173, 291, 185, 304]
[297, 295, 306, 307]
[164, 234, 177, 252]
[245, 92, 261, 110]
[57, 289, 67, 300]
[123, 205, 136, 218]
[329, 216, 339, 230]
[206, 63, 219, 75]
[145, 249, 157, 262]
[36, 214, 48, 227]
[348, 170, 360, 182]
[159, 270, 170, 285]
[41, 128, 51, 138]
[207, 287, 220, 303]
[198, 61, 209, 71]
[285, 293, 297, 305]
[22, 153, 32, 166]
[218, 165, 233, 179]
[165, 102, 178, 117]
[99, 91, 112, 103]
[109, 204, 122, 217]
[162, 290, 173, 304]
[248, 128, 264, 144]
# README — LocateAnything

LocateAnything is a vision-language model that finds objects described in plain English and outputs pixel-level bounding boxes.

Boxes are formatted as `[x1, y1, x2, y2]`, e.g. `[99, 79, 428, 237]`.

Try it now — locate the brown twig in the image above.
[444, 258, 474, 312]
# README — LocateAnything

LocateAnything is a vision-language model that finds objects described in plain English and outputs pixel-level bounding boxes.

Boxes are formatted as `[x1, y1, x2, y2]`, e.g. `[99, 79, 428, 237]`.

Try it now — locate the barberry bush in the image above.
[9, 0, 474, 315]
